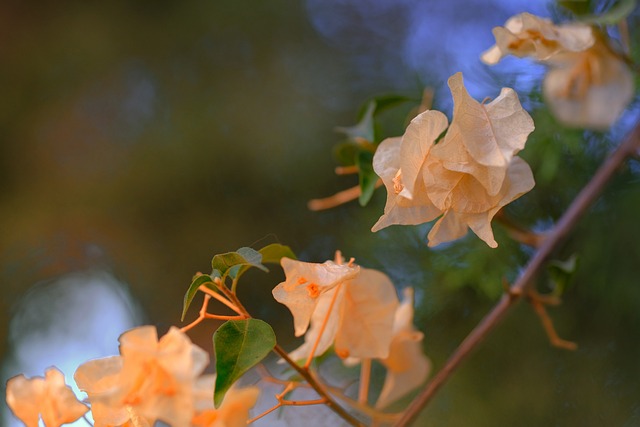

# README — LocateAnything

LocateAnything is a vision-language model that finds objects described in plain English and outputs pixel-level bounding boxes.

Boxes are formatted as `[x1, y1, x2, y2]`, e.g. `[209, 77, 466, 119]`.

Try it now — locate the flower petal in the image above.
[334, 268, 399, 360]
[272, 258, 359, 337]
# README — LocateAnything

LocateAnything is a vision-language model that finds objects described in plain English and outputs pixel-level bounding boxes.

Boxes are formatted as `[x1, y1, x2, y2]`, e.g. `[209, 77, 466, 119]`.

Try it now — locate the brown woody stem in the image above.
[219, 286, 364, 427]
[394, 121, 640, 427]
[273, 345, 364, 427]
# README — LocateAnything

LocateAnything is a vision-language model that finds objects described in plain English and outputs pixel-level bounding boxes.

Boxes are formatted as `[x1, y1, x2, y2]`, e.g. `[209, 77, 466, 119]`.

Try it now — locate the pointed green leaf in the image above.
[213, 319, 276, 407]
[211, 247, 268, 281]
[336, 100, 376, 143]
[577, 0, 636, 24]
[259, 243, 297, 264]
[356, 150, 378, 206]
[558, 0, 592, 16]
[548, 254, 580, 296]
[230, 247, 269, 280]
[182, 274, 216, 321]
[367, 94, 414, 115]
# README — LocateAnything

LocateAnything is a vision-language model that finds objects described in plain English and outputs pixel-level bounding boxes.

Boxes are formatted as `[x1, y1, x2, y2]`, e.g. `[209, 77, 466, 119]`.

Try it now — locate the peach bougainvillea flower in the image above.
[371, 111, 447, 232]
[273, 254, 399, 361]
[191, 375, 260, 427]
[375, 288, 431, 409]
[481, 12, 594, 64]
[482, 12, 633, 130]
[6, 367, 89, 427]
[74, 326, 209, 427]
[373, 72, 535, 248]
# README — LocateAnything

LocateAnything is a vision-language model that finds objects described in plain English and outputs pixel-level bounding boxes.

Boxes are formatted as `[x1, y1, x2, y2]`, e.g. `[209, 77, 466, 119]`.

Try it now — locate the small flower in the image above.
[273, 254, 399, 361]
[375, 288, 431, 409]
[75, 326, 209, 427]
[191, 375, 260, 427]
[6, 367, 89, 427]
[373, 72, 535, 248]
[482, 12, 633, 130]
[481, 12, 594, 64]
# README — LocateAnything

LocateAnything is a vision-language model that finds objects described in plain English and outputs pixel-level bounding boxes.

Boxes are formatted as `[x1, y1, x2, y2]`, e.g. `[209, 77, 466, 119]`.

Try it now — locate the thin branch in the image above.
[394, 121, 640, 427]
[324, 384, 402, 424]
[198, 285, 242, 313]
[247, 402, 283, 424]
[219, 286, 364, 427]
[308, 179, 383, 211]
[336, 165, 359, 175]
[272, 345, 365, 427]
[495, 210, 546, 247]
[358, 359, 371, 405]
[528, 291, 577, 351]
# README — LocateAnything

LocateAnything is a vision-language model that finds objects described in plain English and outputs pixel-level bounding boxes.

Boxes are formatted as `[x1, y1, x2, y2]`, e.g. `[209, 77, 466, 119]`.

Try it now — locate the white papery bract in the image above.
[482, 12, 633, 130]
[373, 72, 535, 248]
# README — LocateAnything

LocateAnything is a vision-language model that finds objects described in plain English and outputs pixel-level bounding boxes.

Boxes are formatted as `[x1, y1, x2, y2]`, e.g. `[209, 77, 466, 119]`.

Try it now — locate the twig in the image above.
[273, 345, 365, 427]
[495, 210, 546, 247]
[336, 165, 359, 175]
[308, 179, 383, 211]
[358, 358, 371, 405]
[528, 291, 577, 350]
[219, 285, 364, 427]
[324, 384, 403, 424]
[394, 121, 640, 427]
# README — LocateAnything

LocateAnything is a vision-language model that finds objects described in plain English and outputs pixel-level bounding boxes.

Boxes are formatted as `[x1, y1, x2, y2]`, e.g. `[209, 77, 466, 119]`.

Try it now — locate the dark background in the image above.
[2, 1, 640, 426]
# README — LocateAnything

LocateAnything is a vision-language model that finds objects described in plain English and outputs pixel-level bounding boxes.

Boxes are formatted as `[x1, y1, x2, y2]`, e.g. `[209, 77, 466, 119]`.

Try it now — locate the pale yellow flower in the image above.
[371, 111, 447, 232]
[375, 288, 431, 409]
[6, 367, 88, 427]
[273, 255, 399, 361]
[481, 12, 594, 64]
[482, 12, 633, 130]
[542, 34, 634, 130]
[75, 326, 209, 427]
[191, 375, 259, 427]
[372, 72, 535, 248]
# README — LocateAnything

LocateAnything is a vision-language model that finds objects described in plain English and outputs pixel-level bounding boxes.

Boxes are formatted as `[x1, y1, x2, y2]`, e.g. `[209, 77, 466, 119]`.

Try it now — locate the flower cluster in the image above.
[6, 326, 259, 427]
[372, 72, 535, 248]
[272, 254, 399, 361]
[482, 12, 634, 130]
[6, 367, 89, 427]
[273, 254, 431, 408]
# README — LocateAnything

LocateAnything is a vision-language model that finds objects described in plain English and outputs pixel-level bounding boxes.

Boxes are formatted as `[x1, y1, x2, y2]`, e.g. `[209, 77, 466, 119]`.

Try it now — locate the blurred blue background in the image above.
[2, 1, 640, 426]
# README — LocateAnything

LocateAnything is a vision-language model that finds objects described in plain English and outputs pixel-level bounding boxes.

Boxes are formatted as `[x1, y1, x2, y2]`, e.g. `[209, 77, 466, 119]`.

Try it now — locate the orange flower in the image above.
[273, 254, 399, 361]
[373, 72, 535, 248]
[75, 326, 209, 427]
[191, 375, 259, 427]
[482, 12, 633, 130]
[376, 288, 431, 409]
[6, 367, 88, 427]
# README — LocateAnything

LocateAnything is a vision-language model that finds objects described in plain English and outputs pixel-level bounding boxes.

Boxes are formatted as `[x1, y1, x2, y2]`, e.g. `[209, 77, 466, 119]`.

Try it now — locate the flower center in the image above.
[392, 170, 404, 194]
[122, 359, 178, 405]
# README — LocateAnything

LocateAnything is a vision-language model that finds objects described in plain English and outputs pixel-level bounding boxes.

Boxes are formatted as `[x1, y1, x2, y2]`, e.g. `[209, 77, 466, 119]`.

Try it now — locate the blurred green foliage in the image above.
[1, 0, 640, 426]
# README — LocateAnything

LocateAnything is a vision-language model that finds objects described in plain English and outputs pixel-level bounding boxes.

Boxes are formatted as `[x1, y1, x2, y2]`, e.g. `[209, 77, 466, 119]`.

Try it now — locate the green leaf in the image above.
[335, 100, 376, 143]
[182, 274, 216, 321]
[211, 247, 268, 281]
[332, 141, 360, 166]
[231, 247, 269, 280]
[356, 150, 378, 206]
[366, 94, 414, 115]
[259, 243, 297, 264]
[577, 0, 636, 24]
[548, 254, 580, 296]
[558, 0, 592, 16]
[213, 319, 276, 407]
